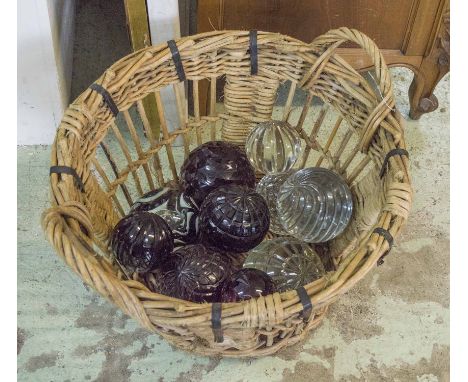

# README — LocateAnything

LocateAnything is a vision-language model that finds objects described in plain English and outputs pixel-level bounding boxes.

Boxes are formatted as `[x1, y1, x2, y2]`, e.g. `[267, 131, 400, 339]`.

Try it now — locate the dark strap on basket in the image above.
[49, 166, 85, 192]
[211, 303, 223, 343]
[373, 227, 394, 266]
[89, 83, 119, 116]
[379, 148, 409, 178]
[296, 286, 313, 322]
[249, 30, 258, 75]
[167, 39, 186, 82]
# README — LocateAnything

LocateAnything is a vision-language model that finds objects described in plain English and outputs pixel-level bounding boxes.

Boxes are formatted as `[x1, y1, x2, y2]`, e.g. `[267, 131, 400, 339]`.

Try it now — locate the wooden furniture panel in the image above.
[220, 0, 412, 49]
[124, 0, 160, 135]
[196, 0, 450, 119]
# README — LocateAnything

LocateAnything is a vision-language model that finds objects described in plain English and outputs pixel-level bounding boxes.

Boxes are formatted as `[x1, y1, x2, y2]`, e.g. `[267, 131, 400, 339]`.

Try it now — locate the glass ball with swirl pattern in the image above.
[277, 167, 353, 243]
[130, 185, 199, 246]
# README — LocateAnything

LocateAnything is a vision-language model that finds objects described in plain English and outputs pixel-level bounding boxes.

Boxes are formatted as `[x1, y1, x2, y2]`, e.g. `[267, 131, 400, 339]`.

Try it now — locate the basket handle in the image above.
[303, 27, 393, 99]
[41, 202, 154, 331]
[304, 27, 403, 153]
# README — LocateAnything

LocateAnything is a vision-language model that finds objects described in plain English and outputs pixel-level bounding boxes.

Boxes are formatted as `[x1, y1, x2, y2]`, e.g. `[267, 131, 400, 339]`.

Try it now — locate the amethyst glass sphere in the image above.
[217, 268, 276, 302]
[110, 212, 174, 273]
[130, 185, 199, 246]
[160, 244, 231, 303]
[180, 141, 256, 206]
[199, 185, 270, 253]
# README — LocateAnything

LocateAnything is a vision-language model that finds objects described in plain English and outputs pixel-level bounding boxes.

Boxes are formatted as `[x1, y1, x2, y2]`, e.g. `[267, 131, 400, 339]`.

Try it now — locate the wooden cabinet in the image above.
[195, 0, 450, 119]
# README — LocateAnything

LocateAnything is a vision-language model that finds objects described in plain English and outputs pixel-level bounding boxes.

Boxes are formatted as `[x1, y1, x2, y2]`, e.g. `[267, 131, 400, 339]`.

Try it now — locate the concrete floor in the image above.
[17, 68, 449, 381]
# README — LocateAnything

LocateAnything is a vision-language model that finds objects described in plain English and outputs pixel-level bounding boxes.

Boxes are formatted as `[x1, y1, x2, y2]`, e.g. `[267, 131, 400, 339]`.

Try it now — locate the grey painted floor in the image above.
[17, 68, 449, 381]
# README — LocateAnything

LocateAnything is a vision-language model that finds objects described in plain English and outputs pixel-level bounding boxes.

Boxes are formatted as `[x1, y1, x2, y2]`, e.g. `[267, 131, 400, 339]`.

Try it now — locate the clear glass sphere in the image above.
[256, 171, 295, 234]
[277, 167, 353, 243]
[245, 120, 302, 174]
[243, 237, 325, 292]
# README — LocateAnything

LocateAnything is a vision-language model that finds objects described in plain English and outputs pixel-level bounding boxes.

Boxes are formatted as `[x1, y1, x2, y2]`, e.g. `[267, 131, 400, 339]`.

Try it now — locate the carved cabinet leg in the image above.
[409, 9, 449, 120]
[408, 54, 449, 120]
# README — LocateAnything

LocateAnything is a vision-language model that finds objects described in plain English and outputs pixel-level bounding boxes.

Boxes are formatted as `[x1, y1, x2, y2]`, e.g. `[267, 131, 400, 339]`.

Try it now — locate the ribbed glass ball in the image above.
[159, 244, 231, 303]
[180, 141, 256, 206]
[256, 171, 295, 235]
[199, 185, 270, 253]
[110, 212, 174, 273]
[130, 185, 199, 246]
[243, 237, 326, 292]
[245, 120, 302, 174]
[277, 167, 353, 243]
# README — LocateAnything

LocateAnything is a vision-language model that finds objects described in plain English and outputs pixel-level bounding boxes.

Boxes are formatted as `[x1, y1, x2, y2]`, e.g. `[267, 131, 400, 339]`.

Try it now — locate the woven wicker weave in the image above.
[42, 28, 412, 357]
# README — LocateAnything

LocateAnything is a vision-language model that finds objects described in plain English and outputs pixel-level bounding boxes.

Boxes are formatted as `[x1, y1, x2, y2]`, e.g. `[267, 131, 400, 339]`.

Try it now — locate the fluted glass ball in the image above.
[160, 244, 231, 303]
[130, 185, 199, 246]
[216, 268, 276, 302]
[244, 237, 326, 292]
[199, 185, 270, 253]
[110, 212, 174, 273]
[180, 141, 256, 206]
[245, 120, 302, 174]
[277, 167, 353, 243]
[256, 171, 295, 234]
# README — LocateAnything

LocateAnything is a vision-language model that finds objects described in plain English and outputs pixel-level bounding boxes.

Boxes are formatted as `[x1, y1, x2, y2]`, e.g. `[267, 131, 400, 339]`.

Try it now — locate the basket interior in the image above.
[51, 30, 406, 287]
[90, 77, 382, 272]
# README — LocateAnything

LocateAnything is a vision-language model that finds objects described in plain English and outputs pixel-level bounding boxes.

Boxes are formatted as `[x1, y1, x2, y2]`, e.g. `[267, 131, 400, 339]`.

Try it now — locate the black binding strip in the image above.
[296, 286, 313, 321]
[249, 30, 258, 75]
[373, 227, 394, 266]
[211, 303, 224, 343]
[50, 166, 85, 192]
[379, 148, 409, 178]
[167, 40, 186, 82]
[89, 83, 119, 116]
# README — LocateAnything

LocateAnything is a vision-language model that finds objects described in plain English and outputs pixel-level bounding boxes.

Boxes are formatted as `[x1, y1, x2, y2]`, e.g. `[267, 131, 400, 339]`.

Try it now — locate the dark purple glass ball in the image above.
[217, 268, 276, 302]
[198, 185, 270, 253]
[180, 141, 256, 206]
[130, 185, 199, 246]
[110, 211, 174, 273]
[160, 244, 231, 303]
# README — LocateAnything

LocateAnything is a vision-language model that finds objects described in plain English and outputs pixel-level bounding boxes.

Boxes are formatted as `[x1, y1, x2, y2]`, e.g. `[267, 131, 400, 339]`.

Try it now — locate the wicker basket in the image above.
[42, 28, 412, 357]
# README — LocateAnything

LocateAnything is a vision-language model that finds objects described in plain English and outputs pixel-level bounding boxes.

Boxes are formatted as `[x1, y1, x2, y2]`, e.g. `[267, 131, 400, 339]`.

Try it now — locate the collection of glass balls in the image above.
[110, 120, 353, 304]
[247, 120, 353, 242]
